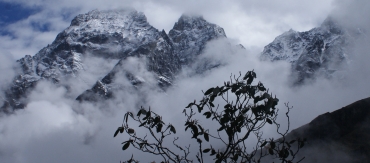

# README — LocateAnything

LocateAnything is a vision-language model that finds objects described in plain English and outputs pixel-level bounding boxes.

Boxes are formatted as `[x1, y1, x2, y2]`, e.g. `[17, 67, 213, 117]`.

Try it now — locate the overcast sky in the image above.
[0, 0, 370, 163]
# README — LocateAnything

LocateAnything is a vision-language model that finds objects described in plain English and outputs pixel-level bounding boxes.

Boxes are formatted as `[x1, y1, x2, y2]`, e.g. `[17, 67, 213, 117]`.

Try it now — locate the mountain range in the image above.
[3, 9, 362, 112]
[1, 9, 227, 111]
[0, 8, 368, 162]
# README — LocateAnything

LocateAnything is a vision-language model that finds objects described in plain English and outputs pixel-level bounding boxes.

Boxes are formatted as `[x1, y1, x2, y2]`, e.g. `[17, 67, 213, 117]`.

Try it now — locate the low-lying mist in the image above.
[1, 32, 369, 162]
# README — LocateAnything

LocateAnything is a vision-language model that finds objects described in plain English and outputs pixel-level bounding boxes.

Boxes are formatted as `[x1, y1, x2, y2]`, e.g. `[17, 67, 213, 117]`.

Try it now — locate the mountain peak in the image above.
[320, 16, 343, 35]
[172, 14, 205, 31]
[169, 14, 226, 64]
[68, 9, 150, 34]
[260, 15, 355, 85]
[71, 8, 140, 25]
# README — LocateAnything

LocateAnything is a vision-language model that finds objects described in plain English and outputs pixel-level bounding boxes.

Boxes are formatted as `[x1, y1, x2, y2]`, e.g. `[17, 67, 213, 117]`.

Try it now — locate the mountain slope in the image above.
[285, 97, 370, 163]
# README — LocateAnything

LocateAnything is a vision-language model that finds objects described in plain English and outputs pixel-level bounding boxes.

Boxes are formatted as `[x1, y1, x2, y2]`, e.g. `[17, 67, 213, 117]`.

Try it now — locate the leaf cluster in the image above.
[114, 107, 190, 163]
[115, 71, 305, 163]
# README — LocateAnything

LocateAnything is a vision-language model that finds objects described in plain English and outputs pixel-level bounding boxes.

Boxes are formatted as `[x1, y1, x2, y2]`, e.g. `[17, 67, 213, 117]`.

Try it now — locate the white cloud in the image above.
[1, 0, 370, 162]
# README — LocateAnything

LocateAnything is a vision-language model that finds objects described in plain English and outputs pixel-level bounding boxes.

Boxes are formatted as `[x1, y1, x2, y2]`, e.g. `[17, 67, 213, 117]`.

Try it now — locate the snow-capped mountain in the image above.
[261, 17, 363, 84]
[76, 13, 227, 101]
[169, 14, 226, 64]
[1, 9, 227, 111]
[2, 9, 363, 112]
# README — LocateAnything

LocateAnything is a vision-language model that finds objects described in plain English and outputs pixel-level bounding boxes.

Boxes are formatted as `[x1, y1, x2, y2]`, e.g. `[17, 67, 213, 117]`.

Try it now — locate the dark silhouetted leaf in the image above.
[203, 112, 212, 119]
[266, 118, 272, 124]
[122, 142, 130, 150]
[203, 148, 211, 153]
[252, 71, 256, 78]
[125, 113, 129, 123]
[258, 82, 266, 91]
[204, 133, 209, 142]
[151, 122, 157, 128]
[247, 78, 253, 85]
[204, 88, 214, 95]
[154, 116, 160, 123]
[170, 125, 176, 134]
[243, 72, 249, 80]
[233, 154, 239, 161]
[273, 98, 279, 106]
[212, 87, 221, 95]
[220, 116, 229, 124]
[263, 93, 271, 99]
[260, 141, 267, 147]
[197, 105, 202, 113]
[185, 103, 194, 108]
[157, 123, 163, 133]
[217, 126, 225, 131]
[210, 94, 216, 102]
[279, 149, 289, 158]
[146, 111, 151, 118]
[231, 84, 239, 92]
[198, 125, 204, 133]
[211, 149, 216, 155]
[191, 125, 199, 138]
[270, 142, 276, 149]
[114, 129, 120, 137]
[254, 96, 261, 104]
[127, 128, 135, 134]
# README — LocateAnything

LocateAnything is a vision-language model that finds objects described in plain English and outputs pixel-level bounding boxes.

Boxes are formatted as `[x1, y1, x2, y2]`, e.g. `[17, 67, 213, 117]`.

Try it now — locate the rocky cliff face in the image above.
[261, 17, 363, 84]
[1, 9, 227, 111]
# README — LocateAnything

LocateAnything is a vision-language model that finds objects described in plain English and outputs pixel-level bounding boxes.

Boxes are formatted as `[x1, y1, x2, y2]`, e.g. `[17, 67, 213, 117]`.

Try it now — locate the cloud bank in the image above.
[0, 0, 370, 162]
